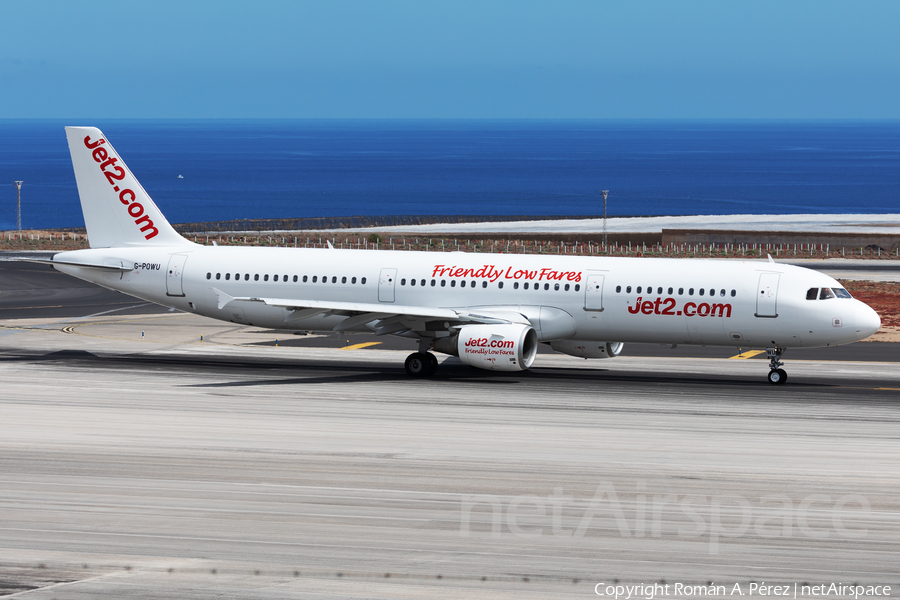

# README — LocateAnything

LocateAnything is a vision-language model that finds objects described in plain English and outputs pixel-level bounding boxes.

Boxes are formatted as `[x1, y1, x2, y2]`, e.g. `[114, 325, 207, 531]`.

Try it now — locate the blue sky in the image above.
[2, 0, 899, 119]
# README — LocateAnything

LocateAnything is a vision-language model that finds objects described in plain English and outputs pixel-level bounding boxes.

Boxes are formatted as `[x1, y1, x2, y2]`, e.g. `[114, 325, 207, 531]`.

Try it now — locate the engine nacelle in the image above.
[432, 324, 538, 371]
[549, 340, 624, 359]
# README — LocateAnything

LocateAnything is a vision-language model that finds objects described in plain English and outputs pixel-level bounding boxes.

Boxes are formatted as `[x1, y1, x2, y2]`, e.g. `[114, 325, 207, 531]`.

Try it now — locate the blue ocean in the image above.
[1, 120, 898, 231]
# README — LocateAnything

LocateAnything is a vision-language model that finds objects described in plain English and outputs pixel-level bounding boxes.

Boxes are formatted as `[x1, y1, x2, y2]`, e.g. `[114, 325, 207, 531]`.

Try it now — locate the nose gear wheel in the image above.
[766, 347, 787, 384]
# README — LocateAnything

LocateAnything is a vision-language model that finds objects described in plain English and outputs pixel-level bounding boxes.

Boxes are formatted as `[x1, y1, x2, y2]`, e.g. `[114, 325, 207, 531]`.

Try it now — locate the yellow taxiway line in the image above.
[339, 342, 383, 350]
[728, 349, 767, 359]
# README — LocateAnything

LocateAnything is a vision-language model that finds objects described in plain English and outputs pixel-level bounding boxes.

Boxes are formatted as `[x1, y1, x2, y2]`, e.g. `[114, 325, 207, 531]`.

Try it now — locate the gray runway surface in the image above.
[0, 343, 898, 598]
[1, 253, 899, 598]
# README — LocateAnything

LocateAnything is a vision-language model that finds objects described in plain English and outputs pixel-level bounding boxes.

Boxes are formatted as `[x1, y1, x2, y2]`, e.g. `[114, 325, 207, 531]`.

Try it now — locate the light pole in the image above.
[14, 181, 23, 232]
[601, 190, 609, 247]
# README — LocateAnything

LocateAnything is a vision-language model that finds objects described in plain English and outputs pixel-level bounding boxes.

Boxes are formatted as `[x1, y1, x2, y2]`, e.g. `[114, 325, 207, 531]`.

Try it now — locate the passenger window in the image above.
[731, 289, 736, 297]
[216, 273, 221, 280]
[668, 287, 673, 295]
[565, 284, 570, 291]
[482, 281, 488, 288]
[657, 287, 663, 294]
[544, 283, 549, 291]
[688, 288, 694, 295]
[820, 288, 835, 300]
[514, 282, 519, 289]
[312, 276, 317, 283]
[332, 276, 337, 283]
[709, 289, 715, 296]
[361, 277, 366, 284]
[451, 280, 456, 287]
[410, 278, 416, 286]
[441, 280, 446, 287]
[400, 278, 406, 286]
[273, 275, 278, 282]
[574, 284, 580, 292]
[352, 277, 357, 284]
[225, 273, 231, 280]
[420, 279, 425, 286]
[637, 286, 642, 293]
[524, 282, 530, 290]
[235, 273, 240, 280]
[245, 274, 249, 281]
[616, 285, 621, 293]
[284, 274, 288, 282]
[806, 288, 819, 300]
[342, 276, 347, 284]
[254, 274, 259, 281]
[498, 282, 504, 289]
[206, 273, 211, 280]
[833, 288, 852, 299]
[554, 283, 560, 291]
[678, 288, 684, 295]
[430, 279, 435, 286]
[699, 288, 705, 296]
[719, 289, 725, 297]
[470, 281, 476, 288]
[263, 274, 269, 281]
[626, 286, 632, 293]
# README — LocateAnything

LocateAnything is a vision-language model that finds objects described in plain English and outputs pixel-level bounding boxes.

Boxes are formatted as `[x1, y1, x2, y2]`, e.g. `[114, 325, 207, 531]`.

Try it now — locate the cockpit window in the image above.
[819, 288, 836, 300]
[806, 288, 819, 300]
[832, 288, 852, 299]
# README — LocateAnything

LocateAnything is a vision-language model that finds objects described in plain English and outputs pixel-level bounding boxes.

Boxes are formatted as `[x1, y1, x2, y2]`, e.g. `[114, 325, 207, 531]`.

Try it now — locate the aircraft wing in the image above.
[212, 288, 530, 333]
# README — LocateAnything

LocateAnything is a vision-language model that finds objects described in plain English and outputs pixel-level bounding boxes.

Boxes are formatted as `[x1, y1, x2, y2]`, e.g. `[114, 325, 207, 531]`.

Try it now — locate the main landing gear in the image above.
[766, 347, 787, 385]
[405, 352, 439, 377]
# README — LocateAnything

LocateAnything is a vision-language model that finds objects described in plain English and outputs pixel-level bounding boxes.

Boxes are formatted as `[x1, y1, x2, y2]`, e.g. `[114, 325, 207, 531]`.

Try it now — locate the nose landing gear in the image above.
[766, 347, 787, 384]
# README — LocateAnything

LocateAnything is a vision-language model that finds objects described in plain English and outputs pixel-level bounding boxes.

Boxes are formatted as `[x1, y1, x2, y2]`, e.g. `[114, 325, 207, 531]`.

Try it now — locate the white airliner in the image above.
[38, 127, 881, 384]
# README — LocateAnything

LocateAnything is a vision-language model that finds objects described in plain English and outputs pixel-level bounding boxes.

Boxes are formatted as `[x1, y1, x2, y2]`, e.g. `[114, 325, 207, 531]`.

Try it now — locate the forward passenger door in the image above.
[755, 273, 780, 318]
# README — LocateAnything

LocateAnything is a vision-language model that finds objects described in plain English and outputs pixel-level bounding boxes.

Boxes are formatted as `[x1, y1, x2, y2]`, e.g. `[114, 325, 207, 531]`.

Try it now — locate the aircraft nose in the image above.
[855, 302, 881, 339]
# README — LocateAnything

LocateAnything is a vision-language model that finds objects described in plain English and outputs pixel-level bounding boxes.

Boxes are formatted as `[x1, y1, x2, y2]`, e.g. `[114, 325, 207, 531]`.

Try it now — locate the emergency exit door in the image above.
[584, 273, 606, 311]
[378, 268, 397, 303]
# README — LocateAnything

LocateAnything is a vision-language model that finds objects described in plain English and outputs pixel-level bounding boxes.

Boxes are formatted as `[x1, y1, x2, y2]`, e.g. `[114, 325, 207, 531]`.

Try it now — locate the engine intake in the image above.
[432, 324, 538, 371]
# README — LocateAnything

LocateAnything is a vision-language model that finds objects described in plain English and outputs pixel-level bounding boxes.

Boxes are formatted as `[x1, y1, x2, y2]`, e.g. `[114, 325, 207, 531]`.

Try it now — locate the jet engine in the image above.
[549, 340, 624, 359]
[432, 324, 538, 371]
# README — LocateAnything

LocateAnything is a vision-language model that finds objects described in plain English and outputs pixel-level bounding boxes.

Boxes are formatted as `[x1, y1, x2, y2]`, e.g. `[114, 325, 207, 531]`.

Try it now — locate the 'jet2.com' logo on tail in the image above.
[83, 135, 158, 240]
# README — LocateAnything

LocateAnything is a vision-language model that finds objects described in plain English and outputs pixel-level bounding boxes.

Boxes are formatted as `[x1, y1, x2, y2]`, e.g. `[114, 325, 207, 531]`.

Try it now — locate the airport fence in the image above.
[3, 230, 899, 259]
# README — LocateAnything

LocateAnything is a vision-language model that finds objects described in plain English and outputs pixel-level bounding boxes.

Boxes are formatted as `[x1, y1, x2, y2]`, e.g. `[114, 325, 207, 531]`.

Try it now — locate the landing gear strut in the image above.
[766, 347, 787, 385]
[405, 352, 438, 377]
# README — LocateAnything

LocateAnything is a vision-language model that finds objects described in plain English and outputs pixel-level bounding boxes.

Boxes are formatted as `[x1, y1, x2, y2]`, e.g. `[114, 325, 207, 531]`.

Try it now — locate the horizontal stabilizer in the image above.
[212, 288, 236, 310]
[24, 258, 133, 272]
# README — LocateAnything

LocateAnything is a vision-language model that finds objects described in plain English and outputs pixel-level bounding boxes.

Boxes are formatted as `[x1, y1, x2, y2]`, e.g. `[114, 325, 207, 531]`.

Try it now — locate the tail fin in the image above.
[65, 126, 190, 248]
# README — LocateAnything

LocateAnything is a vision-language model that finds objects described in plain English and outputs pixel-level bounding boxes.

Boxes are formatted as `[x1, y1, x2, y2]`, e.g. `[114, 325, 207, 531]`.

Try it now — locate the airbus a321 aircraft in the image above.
[38, 127, 881, 384]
